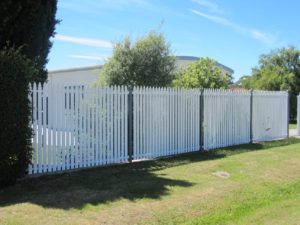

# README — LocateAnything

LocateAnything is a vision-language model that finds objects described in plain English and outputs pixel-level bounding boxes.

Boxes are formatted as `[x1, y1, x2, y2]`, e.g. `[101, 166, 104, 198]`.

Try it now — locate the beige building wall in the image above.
[47, 56, 233, 85]
[47, 66, 102, 86]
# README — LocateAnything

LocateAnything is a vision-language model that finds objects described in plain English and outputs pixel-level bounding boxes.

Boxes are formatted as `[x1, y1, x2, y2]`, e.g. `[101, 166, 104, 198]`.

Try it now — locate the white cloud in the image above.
[68, 54, 108, 61]
[190, 9, 243, 32]
[250, 29, 276, 45]
[191, 0, 222, 14]
[54, 34, 113, 48]
[190, 9, 277, 45]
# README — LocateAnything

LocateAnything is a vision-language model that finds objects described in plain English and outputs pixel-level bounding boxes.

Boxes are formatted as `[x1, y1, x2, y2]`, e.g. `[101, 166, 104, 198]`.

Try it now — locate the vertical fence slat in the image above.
[52, 84, 56, 172]
[47, 84, 52, 172]
[78, 86, 83, 168]
[74, 86, 79, 169]
[37, 83, 42, 173]
[32, 83, 37, 174]
[56, 84, 61, 171]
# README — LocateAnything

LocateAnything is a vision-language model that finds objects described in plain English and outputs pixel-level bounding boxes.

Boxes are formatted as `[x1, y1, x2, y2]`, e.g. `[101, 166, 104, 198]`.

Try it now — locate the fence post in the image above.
[128, 87, 134, 162]
[287, 91, 290, 138]
[250, 90, 253, 143]
[297, 93, 300, 136]
[200, 89, 204, 151]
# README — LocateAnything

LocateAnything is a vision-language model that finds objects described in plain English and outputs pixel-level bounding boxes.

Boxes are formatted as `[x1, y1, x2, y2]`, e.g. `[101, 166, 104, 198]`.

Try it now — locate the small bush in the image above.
[95, 30, 176, 87]
[0, 47, 38, 187]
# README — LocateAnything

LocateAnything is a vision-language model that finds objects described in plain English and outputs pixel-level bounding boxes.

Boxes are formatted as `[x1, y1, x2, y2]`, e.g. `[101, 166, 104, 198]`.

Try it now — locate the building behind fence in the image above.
[29, 83, 289, 175]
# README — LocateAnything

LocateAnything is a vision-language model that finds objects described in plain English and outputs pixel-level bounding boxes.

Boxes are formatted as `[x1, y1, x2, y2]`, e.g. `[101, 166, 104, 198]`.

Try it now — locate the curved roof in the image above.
[49, 65, 102, 74]
[48, 56, 234, 75]
[176, 56, 234, 74]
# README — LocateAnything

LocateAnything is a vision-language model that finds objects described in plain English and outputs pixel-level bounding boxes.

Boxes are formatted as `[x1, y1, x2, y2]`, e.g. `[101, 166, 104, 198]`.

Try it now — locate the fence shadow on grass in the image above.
[0, 160, 197, 210]
[0, 138, 299, 210]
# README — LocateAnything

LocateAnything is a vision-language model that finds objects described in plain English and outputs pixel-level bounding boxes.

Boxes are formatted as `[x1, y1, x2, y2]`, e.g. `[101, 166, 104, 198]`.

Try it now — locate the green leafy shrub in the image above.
[236, 46, 300, 121]
[95, 30, 176, 87]
[0, 47, 38, 187]
[172, 57, 232, 89]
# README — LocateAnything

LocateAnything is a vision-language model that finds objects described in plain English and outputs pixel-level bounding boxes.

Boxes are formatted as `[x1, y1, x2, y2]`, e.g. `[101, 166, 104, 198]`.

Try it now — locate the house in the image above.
[47, 56, 234, 86]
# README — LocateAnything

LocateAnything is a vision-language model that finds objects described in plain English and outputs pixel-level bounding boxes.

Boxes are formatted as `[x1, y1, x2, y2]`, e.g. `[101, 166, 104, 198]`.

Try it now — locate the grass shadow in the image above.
[0, 138, 299, 210]
[0, 161, 195, 210]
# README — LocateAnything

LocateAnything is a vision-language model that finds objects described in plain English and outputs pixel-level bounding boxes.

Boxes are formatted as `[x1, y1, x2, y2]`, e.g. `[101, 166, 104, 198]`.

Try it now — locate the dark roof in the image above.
[49, 65, 102, 74]
[176, 56, 200, 61]
[176, 56, 234, 74]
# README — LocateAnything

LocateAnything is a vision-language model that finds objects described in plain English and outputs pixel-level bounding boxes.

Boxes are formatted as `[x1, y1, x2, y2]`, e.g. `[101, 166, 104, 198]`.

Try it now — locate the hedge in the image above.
[0, 47, 38, 186]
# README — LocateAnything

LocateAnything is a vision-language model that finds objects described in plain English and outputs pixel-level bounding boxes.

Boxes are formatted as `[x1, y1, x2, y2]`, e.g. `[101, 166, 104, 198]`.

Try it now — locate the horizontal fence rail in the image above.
[28, 83, 289, 175]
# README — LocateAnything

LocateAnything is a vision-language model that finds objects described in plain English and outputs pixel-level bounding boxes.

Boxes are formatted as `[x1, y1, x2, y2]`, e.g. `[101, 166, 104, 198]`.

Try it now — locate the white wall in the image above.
[47, 66, 101, 86]
[47, 57, 234, 86]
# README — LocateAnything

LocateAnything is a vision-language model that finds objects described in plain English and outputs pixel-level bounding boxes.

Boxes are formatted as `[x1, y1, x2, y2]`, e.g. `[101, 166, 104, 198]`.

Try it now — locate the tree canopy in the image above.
[237, 46, 300, 120]
[96, 31, 176, 87]
[0, 0, 59, 82]
[238, 46, 300, 92]
[172, 57, 232, 89]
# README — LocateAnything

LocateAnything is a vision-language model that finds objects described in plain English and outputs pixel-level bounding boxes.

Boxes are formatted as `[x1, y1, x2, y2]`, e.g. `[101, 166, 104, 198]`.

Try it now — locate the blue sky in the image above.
[47, 0, 300, 81]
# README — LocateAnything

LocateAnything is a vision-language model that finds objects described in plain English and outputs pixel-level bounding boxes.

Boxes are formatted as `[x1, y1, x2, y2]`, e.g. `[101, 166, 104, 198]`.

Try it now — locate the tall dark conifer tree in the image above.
[0, 0, 59, 82]
[0, 1, 58, 186]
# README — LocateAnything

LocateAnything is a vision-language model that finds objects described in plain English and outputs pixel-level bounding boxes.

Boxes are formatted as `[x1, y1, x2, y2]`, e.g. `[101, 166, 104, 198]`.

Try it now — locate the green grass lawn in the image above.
[1, 138, 300, 225]
[289, 123, 297, 129]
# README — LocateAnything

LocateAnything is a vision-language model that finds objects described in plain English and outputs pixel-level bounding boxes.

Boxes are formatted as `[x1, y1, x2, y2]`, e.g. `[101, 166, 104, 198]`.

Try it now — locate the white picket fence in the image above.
[133, 87, 201, 159]
[203, 89, 251, 150]
[28, 83, 289, 175]
[29, 83, 128, 175]
[252, 91, 288, 142]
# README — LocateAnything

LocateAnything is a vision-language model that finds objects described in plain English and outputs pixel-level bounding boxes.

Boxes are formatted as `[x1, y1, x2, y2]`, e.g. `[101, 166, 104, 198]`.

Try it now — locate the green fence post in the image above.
[287, 91, 290, 138]
[200, 89, 204, 151]
[250, 90, 253, 143]
[128, 87, 134, 162]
